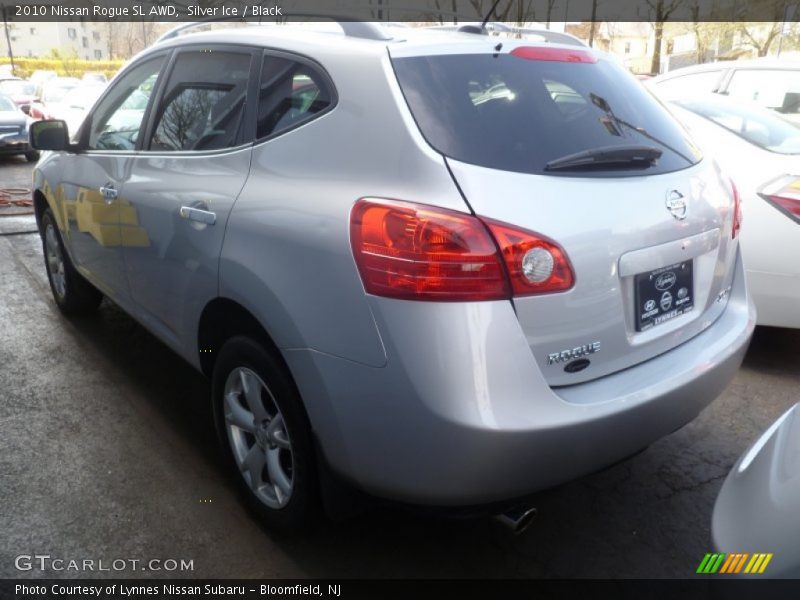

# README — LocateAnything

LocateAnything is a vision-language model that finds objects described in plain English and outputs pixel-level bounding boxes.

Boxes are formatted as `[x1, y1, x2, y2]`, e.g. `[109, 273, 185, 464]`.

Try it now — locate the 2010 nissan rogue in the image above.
[29, 21, 755, 531]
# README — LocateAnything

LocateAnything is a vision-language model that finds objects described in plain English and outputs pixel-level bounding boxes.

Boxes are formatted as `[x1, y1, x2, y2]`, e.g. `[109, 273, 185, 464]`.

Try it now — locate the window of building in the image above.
[68, 28, 77, 39]
[82, 37, 88, 48]
[94, 50, 102, 59]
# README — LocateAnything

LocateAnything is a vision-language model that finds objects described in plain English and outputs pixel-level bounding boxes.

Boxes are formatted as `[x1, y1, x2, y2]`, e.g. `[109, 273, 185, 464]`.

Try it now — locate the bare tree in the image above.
[645, 0, 684, 74]
[544, 0, 557, 28]
[467, 0, 535, 24]
[739, 22, 782, 57]
[588, 0, 599, 47]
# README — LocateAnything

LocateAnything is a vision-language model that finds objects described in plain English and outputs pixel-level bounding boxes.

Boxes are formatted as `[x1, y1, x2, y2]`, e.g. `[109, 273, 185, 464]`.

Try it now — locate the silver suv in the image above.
[30, 22, 755, 531]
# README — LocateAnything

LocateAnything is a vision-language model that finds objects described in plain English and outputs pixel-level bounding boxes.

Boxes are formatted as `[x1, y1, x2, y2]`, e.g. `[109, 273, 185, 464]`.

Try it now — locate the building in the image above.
[5, 22, 107, 60]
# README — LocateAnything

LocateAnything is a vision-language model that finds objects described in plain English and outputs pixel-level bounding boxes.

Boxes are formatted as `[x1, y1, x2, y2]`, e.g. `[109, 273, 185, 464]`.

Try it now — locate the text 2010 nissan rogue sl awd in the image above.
[29, 22, 755, 531]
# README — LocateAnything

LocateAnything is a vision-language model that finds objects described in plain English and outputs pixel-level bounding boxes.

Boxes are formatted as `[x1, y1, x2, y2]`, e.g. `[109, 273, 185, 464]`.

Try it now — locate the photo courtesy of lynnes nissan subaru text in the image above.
[29, 21, 755, 532]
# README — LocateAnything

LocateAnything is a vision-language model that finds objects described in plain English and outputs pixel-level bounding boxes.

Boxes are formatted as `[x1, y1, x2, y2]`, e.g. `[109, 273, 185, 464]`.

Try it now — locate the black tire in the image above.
[40, 208, 103, 315]
[212, 336, 319, 532]
[25, 151, 40, 162]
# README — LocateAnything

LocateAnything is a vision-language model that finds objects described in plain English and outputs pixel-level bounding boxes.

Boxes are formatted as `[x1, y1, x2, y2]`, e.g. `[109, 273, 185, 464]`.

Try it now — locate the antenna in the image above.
[458, 0, 504, 35]
[481, 0, 504, 31]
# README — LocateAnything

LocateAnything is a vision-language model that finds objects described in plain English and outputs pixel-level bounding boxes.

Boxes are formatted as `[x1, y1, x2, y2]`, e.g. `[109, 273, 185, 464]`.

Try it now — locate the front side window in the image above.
[257, 55, 333, 139]
[88, 57, 164, 151]
[148, 50, 252, 152]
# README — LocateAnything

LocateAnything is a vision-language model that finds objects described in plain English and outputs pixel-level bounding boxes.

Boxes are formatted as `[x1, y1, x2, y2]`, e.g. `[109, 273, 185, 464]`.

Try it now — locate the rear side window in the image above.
[257, 55, 333, 140]
[676, 97, 800, 154]
[654, 70, 723, 100]
[392, 52, 701, 176]
[149, 50, 252, 151]
[725, 69, 800, 116]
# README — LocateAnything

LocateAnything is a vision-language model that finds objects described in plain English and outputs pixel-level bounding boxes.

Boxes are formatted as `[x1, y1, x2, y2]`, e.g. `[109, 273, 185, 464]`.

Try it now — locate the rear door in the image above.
[117, 45, 258, 351]
[391, 45, 740, 386]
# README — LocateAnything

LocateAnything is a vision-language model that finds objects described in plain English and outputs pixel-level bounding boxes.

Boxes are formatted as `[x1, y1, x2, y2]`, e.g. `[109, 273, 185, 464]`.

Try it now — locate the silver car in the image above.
[29, 22, 755, 531]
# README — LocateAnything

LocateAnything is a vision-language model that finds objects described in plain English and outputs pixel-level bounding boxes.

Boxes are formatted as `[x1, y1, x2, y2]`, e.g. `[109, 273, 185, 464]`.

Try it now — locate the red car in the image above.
[28, 78, 80, 120]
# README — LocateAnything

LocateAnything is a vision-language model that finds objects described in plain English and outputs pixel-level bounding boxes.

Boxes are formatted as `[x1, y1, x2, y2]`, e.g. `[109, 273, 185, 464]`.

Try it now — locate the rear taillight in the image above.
[481, 218, 575, 296]
[730, 178, 742, 239]
[758, 175, 800, 224]
[350, 198, 575, 301]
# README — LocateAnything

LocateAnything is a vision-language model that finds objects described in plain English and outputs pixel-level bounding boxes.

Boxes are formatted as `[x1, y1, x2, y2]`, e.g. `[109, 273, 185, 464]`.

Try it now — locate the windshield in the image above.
[121, 89, 149, 110]
[0, 80, 35, 96]
[392, 51, 702, 177]
[675, 96, 800, 155]
[0, 95, 16, 111]
[69, 85, 105, 110]
[43, 84, 77, 103]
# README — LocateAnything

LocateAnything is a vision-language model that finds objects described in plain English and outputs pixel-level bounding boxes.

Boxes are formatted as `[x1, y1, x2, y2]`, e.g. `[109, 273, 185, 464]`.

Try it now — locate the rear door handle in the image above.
[179, 206, 216, 226]
[99, 185, 118, 204]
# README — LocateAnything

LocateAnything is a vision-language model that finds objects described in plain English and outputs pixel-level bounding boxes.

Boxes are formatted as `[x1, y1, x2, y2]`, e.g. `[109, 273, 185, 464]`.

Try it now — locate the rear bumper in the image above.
[285, 252, 755, 506]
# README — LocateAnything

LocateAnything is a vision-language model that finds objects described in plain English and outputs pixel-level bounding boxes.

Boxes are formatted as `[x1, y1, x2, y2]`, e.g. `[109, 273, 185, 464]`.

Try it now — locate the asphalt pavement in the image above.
[1, 159, 798, 579]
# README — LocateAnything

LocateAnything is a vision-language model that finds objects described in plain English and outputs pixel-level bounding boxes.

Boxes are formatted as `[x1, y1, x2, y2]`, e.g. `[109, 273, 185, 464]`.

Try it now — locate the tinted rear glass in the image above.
[392, 52, 701, 176]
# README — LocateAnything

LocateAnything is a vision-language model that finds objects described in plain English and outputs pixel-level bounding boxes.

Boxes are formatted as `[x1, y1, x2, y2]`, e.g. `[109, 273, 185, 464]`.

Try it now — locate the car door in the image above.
[59, 54, 167, 302]
[117, 45, 258, 353]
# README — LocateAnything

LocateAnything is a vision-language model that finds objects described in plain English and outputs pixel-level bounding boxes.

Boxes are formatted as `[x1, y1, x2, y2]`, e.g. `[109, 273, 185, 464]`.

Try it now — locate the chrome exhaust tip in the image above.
[494, 505, 537, 535]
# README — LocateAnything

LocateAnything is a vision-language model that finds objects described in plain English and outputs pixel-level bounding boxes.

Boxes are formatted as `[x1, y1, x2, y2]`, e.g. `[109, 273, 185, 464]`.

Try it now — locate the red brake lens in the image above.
[481, 218, 575, 296]
[350, 199, 509, 301]
[350, 199, 575, 302]
[759, 175, 800, 224]
[510, 46, 598, 64]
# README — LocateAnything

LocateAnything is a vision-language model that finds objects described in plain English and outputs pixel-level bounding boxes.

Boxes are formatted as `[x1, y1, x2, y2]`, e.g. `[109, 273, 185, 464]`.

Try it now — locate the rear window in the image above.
[392, 52, 701, 176]
[675, 97, 800, 155]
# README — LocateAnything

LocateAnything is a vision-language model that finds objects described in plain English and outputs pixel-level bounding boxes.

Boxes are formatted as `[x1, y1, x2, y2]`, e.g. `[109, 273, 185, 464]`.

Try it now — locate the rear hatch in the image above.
[390, 42, 740, 386]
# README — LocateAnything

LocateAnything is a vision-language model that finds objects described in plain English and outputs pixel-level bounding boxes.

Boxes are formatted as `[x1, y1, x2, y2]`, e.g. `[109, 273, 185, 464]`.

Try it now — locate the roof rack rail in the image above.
[156, 13, 392, 45]
[425, 22, 586, 47]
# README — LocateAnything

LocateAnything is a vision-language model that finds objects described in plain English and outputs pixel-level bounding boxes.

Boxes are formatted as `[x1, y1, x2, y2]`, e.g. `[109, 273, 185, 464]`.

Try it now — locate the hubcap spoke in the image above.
[45, 225, 66, 298]
[242, 444, 266, 491]
[239, 369, 269, 421]
[224, 392, 255, 432]
[266, 414, 291, 449]
[266, 447, 292, 502]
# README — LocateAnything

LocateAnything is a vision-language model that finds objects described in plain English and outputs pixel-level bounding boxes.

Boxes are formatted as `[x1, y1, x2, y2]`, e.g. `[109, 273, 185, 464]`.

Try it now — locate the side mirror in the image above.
[29, 120, 70, 151]
[20, 104, 31, 115]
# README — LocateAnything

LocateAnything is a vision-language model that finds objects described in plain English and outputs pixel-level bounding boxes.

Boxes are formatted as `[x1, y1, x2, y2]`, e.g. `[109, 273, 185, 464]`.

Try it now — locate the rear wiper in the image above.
[545, 144, 663, 171]
[589, 93, 695, 166]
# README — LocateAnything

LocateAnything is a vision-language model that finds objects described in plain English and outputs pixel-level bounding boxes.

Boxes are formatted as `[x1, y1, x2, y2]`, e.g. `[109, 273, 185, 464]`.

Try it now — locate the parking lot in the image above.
[1, 158, 798, 579]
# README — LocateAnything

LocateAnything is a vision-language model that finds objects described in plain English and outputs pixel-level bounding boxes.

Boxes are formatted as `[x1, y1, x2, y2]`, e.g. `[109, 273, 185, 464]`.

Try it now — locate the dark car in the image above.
[0, 94, 39, 161]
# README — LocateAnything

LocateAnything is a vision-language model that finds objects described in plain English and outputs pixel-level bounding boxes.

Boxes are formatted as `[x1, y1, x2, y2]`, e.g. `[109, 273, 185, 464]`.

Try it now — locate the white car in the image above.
[668, 94, 800, 328]
[650, 59, 800, 124]
[46, 83, 106, 136]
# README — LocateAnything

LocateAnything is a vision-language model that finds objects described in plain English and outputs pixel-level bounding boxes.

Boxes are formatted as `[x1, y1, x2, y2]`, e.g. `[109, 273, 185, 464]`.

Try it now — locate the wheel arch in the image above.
[197, 297, 288, 380]
[32, 189, 49, 233]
